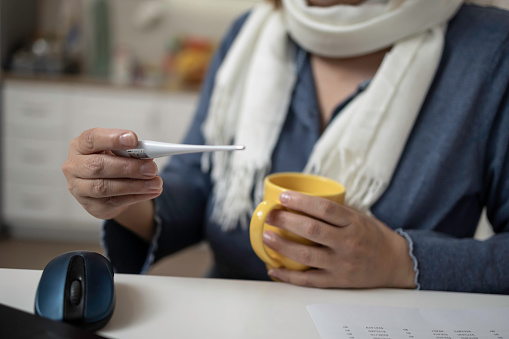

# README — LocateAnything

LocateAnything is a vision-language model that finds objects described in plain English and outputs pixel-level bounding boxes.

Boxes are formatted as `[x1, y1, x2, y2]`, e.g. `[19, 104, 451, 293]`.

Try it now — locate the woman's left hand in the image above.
[262, 191, 416, 289]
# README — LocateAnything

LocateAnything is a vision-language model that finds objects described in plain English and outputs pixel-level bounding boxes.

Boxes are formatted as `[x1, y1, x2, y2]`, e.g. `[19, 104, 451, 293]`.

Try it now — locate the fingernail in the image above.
[141, 162, 157, 176]
[146, 178, 162, 189]
[119, 132, 136, 147]
[279, 192, 291, 204]
[263, 231, 274, 243]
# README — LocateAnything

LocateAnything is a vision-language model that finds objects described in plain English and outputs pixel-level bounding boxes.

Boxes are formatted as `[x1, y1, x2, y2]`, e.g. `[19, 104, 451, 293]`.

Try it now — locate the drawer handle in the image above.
[22, 104, 52, 118]
[21, 194, 49, 210]
[21, 148, 49, 165]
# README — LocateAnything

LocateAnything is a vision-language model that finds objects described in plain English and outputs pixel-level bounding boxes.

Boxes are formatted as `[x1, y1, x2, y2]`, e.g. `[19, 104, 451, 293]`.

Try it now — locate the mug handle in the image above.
[250, 200, 283, 268]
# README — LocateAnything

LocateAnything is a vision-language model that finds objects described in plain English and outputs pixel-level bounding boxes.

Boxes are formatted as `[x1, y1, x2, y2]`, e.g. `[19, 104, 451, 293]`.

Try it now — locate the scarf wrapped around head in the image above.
[202, 0, 463, 231]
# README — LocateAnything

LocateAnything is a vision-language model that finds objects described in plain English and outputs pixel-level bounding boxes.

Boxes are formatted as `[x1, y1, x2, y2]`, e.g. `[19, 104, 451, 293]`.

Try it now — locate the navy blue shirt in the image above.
[103, 4, 509, 294]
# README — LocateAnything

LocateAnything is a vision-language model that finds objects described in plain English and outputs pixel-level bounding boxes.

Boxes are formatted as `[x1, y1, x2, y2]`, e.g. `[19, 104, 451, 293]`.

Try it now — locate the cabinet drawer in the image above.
[2, 137, 68, 172]
[65, 193, 104, 226]
[2, 166, 67, 188]
[3, 183, 66, 221]
[3, 82, 68, 139]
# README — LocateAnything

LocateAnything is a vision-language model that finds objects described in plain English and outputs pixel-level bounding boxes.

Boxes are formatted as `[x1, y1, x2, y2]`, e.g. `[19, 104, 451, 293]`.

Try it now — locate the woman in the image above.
[63, 0, 509, 293]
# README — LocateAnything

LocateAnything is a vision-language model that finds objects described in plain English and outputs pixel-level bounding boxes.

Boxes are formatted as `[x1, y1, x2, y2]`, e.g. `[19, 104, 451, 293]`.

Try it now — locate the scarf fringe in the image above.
[210, 164, 270, 231]
[307, 147, 388, 213]
[199, 1, 459, 231]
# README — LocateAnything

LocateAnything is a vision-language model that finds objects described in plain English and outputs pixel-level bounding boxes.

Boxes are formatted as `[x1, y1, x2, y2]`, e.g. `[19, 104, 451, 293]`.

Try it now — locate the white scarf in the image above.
[202, 0, 463, 231]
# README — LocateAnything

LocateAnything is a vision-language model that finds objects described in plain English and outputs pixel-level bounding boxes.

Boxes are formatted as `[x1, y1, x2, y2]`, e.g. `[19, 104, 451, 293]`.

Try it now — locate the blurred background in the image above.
[1, 0, 261, 88]
[0, 0, 258, 276]
[0, 0, 505, 276]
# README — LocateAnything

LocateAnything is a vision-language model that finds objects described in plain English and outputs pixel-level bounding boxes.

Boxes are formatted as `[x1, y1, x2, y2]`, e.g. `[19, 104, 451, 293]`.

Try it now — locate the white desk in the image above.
[1, 268, 508, 339]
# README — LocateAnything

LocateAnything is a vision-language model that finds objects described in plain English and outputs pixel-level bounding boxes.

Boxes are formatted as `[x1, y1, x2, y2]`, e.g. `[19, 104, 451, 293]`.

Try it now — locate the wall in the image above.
[33, 0, 259, 73]
[111, 0, 259, 67]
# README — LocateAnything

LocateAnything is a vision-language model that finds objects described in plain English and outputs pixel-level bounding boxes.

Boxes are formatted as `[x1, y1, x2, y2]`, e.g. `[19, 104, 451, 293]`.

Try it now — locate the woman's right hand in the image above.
[62, 128, 163, 221]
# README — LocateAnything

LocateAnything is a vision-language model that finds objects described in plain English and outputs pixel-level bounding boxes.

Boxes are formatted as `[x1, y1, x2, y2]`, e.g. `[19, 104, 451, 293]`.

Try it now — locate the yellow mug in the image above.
[250, 172, 345, 271]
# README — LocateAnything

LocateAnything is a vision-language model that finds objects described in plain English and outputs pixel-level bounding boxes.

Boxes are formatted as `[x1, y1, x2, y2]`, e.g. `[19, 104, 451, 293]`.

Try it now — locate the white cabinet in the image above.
[3, 82, 68, 140]
[1, 79, 198, 241]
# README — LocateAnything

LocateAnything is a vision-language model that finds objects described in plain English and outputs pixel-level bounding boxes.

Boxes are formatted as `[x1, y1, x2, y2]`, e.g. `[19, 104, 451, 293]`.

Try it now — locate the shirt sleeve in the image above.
[403, 36, 509, 294]
[101, 12, 251, 274]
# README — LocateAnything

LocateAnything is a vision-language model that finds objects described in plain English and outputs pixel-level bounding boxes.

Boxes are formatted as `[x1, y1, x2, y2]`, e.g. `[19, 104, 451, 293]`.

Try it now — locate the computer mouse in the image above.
[34, 251, 115, 331]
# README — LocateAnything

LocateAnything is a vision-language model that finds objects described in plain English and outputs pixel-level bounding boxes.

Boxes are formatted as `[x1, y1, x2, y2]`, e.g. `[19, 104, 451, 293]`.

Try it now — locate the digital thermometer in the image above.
[112, 140, 245, 159]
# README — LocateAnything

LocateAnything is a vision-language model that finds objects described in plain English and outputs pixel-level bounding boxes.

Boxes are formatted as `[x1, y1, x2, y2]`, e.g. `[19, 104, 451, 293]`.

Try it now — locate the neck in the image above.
[312, 47, 390, 78]
[311, 47, 390, 130]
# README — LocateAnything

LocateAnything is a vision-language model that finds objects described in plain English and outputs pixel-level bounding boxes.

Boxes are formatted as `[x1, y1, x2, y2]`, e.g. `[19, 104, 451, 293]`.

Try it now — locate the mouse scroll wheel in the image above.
[70, 280, 82, 306]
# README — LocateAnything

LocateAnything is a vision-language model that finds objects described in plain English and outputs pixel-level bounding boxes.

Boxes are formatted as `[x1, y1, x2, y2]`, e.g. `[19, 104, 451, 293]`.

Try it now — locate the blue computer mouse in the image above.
[34, 251, 115, 331]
